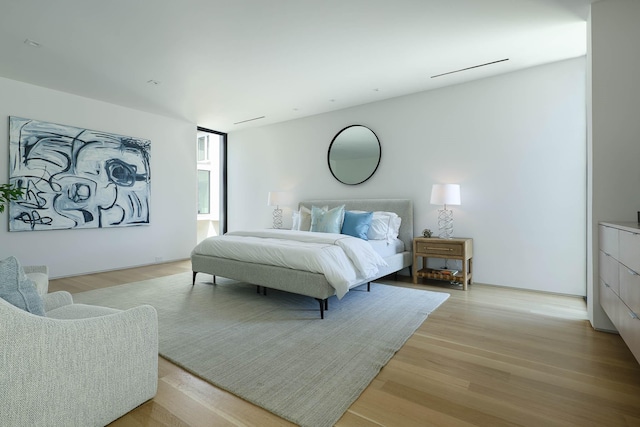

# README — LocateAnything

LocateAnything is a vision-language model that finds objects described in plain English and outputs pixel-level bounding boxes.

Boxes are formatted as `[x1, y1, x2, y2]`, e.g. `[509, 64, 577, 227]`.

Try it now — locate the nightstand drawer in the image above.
[415, 241, 463, 256]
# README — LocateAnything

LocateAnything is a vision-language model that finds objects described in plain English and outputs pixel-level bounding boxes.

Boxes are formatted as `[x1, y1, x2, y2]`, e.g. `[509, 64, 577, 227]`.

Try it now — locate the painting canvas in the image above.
[8, 117, 151, 231]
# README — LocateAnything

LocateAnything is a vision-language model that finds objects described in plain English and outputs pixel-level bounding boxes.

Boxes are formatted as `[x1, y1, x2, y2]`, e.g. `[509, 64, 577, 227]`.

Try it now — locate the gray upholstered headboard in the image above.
[299, 199, 413, 251]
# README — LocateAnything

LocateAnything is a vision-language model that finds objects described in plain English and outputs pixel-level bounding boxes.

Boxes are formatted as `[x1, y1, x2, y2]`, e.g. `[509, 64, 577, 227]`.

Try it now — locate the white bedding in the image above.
[369, 238, 405, 258]
[191, 229, 387, 299]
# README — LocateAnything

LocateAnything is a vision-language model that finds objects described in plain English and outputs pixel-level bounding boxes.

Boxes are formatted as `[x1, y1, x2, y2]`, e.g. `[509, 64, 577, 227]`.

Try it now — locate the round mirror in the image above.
[327, 125, 381, 185]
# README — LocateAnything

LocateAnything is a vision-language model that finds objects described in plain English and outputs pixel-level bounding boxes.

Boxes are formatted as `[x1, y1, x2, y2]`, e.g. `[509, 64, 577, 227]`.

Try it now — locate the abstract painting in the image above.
[8, 117, 151, 231]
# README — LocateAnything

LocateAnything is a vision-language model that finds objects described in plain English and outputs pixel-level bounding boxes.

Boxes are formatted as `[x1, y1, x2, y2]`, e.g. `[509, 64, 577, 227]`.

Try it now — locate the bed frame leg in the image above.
[192, 271, 197, 286]
[367, 282, 371, 292]
[256, 285, 260, 294]
[316, 298, 325, 319]
[213, 275, 216, 285]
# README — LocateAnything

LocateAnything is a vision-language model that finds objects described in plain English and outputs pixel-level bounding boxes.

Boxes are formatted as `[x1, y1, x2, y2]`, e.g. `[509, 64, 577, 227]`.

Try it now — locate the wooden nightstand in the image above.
[413, 237, 473, 290]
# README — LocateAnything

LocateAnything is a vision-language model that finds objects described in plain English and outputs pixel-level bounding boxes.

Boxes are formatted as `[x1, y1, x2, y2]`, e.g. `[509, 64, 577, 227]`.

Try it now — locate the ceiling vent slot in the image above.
[431, 58, 509, 79]
[233, 116, 266, 125]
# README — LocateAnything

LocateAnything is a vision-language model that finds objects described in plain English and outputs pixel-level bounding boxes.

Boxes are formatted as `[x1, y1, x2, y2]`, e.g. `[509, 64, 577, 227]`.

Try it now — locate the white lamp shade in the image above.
[267, 191, 293, 207]
[430, 184, 461, 206]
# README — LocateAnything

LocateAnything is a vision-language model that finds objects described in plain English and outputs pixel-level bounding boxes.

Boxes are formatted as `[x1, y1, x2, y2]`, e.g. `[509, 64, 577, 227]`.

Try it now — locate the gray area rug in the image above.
[74, 272, 449, 427]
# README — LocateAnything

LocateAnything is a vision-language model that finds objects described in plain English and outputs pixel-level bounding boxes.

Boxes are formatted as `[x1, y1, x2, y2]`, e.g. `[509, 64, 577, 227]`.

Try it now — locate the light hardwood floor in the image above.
[49, 261, 640, 427]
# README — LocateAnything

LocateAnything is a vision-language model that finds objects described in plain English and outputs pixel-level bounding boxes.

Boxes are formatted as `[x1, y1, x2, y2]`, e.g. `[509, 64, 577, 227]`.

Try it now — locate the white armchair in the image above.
[0, 265, 158, 427]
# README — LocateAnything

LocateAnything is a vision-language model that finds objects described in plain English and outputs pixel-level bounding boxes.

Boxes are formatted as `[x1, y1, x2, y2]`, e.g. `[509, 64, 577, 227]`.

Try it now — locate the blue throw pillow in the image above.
[0, 256, 45, 316]
[341, 211, 373, 240]
[310, 205, 345, 233]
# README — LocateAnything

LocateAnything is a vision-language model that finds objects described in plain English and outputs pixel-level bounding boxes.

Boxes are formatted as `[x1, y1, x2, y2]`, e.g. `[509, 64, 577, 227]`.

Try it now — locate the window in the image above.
[198, 170, 210, 214]
[197, 135, 209, 162]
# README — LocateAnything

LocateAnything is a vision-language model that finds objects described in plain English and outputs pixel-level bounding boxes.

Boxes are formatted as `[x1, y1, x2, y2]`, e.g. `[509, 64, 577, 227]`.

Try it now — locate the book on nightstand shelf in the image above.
[428, 268, 458, 276]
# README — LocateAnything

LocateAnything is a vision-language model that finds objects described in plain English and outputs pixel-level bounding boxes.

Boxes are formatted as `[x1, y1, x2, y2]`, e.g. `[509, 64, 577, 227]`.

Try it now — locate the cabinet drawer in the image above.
[600, 225, 619, 259]
[620, 265, 640, 315]
[617, 301, 640, 365]
[600, 279, 620, 326]
[415, 241, 462, 256]
[602, 279, 640, 364]
[619, 230, 640, 273]
[600, 250, 619, 295]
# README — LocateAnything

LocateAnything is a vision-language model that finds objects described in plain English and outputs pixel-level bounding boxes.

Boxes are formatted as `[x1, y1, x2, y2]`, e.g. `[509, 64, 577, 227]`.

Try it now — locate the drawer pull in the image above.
[426, 247, 454, 251]
[629, 311, 639, 320]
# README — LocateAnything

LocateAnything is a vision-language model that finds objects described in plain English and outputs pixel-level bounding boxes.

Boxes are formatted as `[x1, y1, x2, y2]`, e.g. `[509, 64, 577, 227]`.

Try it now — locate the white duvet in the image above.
[191, 229, 388, 299]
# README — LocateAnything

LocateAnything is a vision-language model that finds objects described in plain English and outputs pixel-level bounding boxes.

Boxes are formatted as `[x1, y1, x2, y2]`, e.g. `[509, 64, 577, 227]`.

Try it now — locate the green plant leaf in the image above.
[0, 183, 25, 213]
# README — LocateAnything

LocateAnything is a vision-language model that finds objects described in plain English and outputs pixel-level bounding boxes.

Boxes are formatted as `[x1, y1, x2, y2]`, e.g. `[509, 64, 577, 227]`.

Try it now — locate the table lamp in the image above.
[430, 184, 461, 239]
[267, 191, 292, 229]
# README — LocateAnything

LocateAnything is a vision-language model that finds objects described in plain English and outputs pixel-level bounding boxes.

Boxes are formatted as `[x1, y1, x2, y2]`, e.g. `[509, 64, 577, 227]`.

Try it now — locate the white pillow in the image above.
[388, 216, 402, 240]
[358, 211, 402, 242]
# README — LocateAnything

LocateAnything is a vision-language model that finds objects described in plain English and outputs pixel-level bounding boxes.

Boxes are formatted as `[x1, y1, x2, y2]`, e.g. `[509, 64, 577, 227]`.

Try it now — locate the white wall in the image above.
[588, 0, 640, 329]
[228, 58, 587, 295]
[0, 77, 197, 278]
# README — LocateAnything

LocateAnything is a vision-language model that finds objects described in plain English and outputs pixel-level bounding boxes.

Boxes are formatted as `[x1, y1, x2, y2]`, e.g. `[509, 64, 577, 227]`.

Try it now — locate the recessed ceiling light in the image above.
[23, 39, 41, 48]
[146, 79, 160, 85]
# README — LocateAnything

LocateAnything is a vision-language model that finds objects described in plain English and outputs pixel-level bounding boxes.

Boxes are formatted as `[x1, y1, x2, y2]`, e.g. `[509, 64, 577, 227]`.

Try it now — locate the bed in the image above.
[191, 199, 413, 318]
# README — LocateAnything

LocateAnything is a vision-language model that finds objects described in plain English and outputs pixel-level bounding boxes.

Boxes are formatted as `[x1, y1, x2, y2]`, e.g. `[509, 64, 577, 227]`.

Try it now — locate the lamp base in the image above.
[437, 208, 454, 239]
[272, 208, 283, 229]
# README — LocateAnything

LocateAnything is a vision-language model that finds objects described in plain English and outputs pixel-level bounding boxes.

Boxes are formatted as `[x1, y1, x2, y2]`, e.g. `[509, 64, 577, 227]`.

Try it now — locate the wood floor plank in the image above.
[159, 366, 295, 426]
[335, 411, 384, 427]
[345, 387, 482, 427]
[111, 400, 191, 427]
[151, 376, 244, 427]
[48, 260, 640, 426]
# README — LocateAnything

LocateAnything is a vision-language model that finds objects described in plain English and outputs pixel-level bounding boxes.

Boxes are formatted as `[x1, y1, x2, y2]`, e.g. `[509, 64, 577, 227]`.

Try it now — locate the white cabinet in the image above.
[599, 222, 640, 364]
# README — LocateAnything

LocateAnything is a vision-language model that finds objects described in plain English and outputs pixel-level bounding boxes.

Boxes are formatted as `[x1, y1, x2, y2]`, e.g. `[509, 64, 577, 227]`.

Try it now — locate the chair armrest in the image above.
[0, 303, 159, 426]
[23, 265, 49, 296]
[43, 291, 74, 312]
[22, 265, 49, 275]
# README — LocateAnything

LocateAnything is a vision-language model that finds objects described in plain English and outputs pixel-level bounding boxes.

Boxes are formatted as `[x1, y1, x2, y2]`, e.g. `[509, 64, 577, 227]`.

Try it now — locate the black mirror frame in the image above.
[327, 125, 381, 185]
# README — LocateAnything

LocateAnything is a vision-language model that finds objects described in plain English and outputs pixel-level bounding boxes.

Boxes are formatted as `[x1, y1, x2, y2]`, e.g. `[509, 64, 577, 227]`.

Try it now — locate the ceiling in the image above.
[0, 0, 593, 132]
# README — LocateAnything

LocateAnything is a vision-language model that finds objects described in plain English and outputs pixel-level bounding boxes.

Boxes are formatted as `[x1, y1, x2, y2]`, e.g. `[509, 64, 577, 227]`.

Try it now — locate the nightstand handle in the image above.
[426, 247, 454, 251]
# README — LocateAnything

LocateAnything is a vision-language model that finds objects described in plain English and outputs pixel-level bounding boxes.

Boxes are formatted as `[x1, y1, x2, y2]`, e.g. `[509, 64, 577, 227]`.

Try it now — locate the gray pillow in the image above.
[0, 256, 45, 316]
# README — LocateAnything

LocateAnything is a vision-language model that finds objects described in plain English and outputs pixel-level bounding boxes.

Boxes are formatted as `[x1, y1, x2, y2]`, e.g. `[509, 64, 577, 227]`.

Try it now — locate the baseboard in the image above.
[49, 258, 190, 280]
